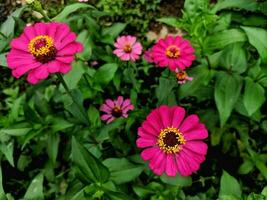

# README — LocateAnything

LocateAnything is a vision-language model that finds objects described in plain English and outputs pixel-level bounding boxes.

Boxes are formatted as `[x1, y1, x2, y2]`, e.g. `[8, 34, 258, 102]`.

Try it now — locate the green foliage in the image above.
[0, 0, 266, 199]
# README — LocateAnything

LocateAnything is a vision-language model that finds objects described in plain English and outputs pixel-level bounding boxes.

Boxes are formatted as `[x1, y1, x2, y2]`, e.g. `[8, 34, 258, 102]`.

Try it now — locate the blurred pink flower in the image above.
[7, 22, 83, 84]
[100, 96, 134, 124]
[175, 68, 193, 84]
[113, 35, 142, 61]
[144, 48, 154, 63]
[152, 35, 196, 71]
[136, 105, 208, 176]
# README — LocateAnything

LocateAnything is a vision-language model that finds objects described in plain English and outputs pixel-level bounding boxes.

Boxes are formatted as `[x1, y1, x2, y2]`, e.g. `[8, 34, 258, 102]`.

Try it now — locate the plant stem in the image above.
[56, 73, 89, 125]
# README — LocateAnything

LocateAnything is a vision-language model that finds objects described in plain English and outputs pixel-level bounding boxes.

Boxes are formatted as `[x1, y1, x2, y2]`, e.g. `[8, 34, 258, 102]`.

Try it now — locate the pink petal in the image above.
[57, 43, 81, 56]
[56, 56, 74, 64]
[105, 99, 115, 108]
[10, 38, 28, 52]
[115, 96, 124, 107]
[107, 117, 115, 124]
[27, 71, 39, 84]
[32, 64, 49, 79]
[34, 22, 47, 35]
[120, 54, 130, 61]
[100, 104, 112, 113]
[165, 154, 178, 176]
[175, 153, 192, 176]
[138, 127, 157, 139]
[149, 150, 166, 176]
[179, 114, 199, 132]
[140, 147, 158, 161]
[113, 49, 125, 57]
[122, 104, 134, 113]
[101, 114, 112, 121]
[57, 32, 77, 50]
[136, 137, 157, 148]
[184, 141, 208, 155]
[146, 109, 164, 132]
[47, 60, 61, 73]
[122, 99, 132, 109]
[183, 124, 208, 141]
[59, 63, 72, 74]
[23, 25, 36, 40]
[158, 105, 172, 127]
[170, 106, 185, 128]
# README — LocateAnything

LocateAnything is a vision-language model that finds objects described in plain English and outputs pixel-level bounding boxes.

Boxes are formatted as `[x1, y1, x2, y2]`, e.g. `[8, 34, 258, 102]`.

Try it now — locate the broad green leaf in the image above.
[24, 173, 44, 200]
[102, 23, 126, 39]
[103, 158, 144, 184]
[0, 127, 32, 137]
[0, 53, 7, 67]
[220, 43, 247, 73]
[0, 142, 14, 167]
[77, 30, 92, 61]
[47, 133, 60, 166]
[160, 173, 192, 187]
[179, 65, 211, 99]
[241, 26, 267, 63]
[71, 137, 110, 184]
[63, 61, 86, 90]
[156, 77, 176, 105]
[215, 72, 242, 127]
[93, 63, 118, 86]
[0, 6, 26, 37]
[219, 171, 242, 198]
[238, 159, 254, 174]
[243, 78, 265, 116]
[104, 190, 133, 200]
[247, 193, 266, 200]
[65, 89, 89, 125]
[53, 3, 95, 21]
[212, 0, 257, 13]
[204, 29, 247, 50]
[88, 106, 101, 128]
[262, 186, 267, 196]
[218, 195, 241, 200]
[50, 118, 73, 133]
[157, 17, 181, 28]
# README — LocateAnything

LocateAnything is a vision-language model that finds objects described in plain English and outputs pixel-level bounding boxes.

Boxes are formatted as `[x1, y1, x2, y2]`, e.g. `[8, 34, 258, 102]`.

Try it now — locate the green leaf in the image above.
[103, 158, 144, 184]
[77, 30, 92, 61]
[0, 6, 26, 37]
[215, 73, 242, 127]
[156, 77, 176, 105]
[24, 173, 44, 200]
[243, 78, 265, 116]
[88, 106, 101, 128]
[219, 170, 242, 199]
[212, 0, 257, 13]
[0, 142, 14, 167]
[71, 137, 110, 184]
[0, 127, 32, 137]
[93, 63, 118, 86]
[204, 29, 247, 50]
[0, 53, 7, 67]
[47, 133, 60, 166]
[0, 164, 5, 195]
[241, 26, 267, 63]
[238, 159, 254, 174]
[247, 193, 266, 200]
[160, 173, 192, 187]
[102, 23, 126, 39]
[220, 43, 247, 74]
[50, 118, 73, 133]
[157, 17, 181, 28]
[53, 3, 95, 21]
[63, 61, 86, 90]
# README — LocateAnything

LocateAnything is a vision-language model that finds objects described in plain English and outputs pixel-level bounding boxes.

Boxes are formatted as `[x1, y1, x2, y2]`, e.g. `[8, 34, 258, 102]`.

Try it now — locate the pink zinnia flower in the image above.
[152, 35, 196, 71]
[100, 96, 134, 124]
[7, 22, 83, 84]
[175, 68, 193, 85]
[143, 48, 154, 63]
[113, 35, 142, 61]
[136, 105, 208, 177]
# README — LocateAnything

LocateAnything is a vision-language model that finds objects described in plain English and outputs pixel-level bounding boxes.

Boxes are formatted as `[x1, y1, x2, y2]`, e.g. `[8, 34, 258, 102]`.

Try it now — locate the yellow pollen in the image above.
[123, 44, 132, 53]
[166, 45, 180, 58]
[157, 127, 186, 154]
[176, 71, 188, 81]
[28, 35, 54, 57]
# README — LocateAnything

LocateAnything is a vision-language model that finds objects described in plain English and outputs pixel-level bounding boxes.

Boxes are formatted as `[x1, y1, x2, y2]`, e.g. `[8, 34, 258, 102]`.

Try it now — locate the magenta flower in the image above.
[113, 35, 142, 61]
[136, 105, 208, 177]
[7, 22, 83, 84]
[175, 68, 193, 85]
[152, 35, 196, 71]
[100, 96, 134, 124]
[143, 48, 154, 63]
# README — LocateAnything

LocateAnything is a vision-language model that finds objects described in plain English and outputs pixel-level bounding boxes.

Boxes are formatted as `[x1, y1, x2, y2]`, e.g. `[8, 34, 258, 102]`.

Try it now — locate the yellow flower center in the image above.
[157, 127, 186, 154]
[176, 70, 188, 81]
[166, 45, 180, 59]
[28, 35, 57, 63]
[123, 44, 132, 53]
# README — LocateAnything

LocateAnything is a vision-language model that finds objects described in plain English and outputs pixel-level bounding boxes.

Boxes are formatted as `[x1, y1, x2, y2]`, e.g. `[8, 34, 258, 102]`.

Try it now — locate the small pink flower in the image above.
[152, 35, 196, 71]
[113, 35, 142, 62]
[175, 68, 193, 84]
[136, 105, 208, 177]
[144, 48, 154, 63]
[7, 22, 83, 84]
[100, 96, 134, 124]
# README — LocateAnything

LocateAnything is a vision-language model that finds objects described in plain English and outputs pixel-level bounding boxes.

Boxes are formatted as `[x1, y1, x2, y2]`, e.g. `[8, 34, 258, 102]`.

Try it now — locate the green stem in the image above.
[56, 73, 89, 125]
[39, 9, 51, 22]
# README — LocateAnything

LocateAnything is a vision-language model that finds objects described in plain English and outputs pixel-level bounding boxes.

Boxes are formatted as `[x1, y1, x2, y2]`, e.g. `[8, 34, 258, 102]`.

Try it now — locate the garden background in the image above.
[0, 0, 267, 199]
